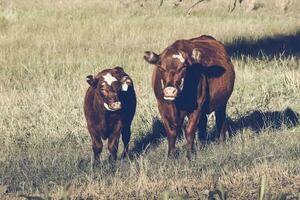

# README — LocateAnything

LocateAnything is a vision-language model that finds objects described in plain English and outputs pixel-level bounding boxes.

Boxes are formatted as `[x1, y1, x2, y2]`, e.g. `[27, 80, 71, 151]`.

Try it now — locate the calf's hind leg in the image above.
[108, 120, 122, 161]
[121, 124, 131, 159]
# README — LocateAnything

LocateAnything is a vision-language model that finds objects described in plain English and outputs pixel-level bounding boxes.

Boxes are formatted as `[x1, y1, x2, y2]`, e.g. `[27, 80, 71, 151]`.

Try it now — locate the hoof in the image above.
[108, 154, 117, 164]
[121, 151, 129, 160]
[93, 158, 101, 168]
[167, 149, 179, 159]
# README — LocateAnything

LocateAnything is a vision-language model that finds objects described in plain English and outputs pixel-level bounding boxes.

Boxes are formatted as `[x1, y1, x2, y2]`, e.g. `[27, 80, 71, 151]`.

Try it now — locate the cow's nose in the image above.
[111, 101, 122, 110]
[163, 87, 178, 98]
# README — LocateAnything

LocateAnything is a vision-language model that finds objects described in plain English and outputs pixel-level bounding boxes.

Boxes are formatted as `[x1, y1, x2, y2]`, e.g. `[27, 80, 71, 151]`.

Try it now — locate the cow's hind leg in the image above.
[121, 124, 131, 159]
[215, 105, 227, 142]
[197, 113, 208, 143]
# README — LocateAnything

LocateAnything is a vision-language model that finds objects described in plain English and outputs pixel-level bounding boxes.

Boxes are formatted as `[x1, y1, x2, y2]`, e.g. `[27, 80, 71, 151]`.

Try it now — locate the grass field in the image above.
[0, 0, 300, 199]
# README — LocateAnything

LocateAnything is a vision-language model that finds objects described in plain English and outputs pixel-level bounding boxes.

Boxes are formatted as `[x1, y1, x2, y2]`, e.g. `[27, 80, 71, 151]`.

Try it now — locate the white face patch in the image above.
[172, 53, 185, 63]
[103, 73, 117, 86]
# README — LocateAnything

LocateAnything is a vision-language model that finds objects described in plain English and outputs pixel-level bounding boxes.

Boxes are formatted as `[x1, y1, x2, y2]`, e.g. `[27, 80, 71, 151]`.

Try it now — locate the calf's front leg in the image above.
[87, 125, 103, 163]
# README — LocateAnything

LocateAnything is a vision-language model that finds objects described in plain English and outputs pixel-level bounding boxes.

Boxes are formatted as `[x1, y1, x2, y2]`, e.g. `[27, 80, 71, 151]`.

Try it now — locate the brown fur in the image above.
[144, 35, 235, 159]
[84, 67, 136, 162]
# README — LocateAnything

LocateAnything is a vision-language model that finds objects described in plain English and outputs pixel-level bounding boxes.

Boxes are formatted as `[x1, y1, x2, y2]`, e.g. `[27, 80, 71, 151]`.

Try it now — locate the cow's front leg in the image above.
[108, 120, 122, 162]
[158, 102, 185, 158]
[185, 111, 202, 160]
[166, 125, 177, 157]
[160, 114, 177, 157]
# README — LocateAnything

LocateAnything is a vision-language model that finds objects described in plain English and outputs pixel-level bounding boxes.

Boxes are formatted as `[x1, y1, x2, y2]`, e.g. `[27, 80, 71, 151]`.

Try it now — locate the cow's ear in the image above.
[86, 75, 98, 88]
[144, 51, 159, 64]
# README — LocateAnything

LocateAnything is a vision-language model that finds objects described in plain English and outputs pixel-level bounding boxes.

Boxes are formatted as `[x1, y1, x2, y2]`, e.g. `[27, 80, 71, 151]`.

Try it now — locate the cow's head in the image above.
[86, 67, 132, 111]
[144, 48, 202, 101]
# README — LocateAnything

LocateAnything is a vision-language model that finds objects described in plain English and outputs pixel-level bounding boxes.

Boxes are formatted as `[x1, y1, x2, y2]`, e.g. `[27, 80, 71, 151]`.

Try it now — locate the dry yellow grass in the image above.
[0, 0, 300, 199]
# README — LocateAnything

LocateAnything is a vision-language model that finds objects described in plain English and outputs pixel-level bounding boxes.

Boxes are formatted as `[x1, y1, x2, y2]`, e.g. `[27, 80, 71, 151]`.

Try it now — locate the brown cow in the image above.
[84, 66, 136, 162]
[144, 35, 235, 159]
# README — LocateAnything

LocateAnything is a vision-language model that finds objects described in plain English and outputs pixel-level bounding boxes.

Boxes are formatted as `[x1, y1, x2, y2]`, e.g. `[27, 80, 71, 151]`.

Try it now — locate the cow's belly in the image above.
[206, 69, 235, 113]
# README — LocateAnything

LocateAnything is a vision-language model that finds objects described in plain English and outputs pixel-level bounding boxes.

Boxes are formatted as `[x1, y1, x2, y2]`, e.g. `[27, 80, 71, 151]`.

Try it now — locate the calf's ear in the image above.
[113, 66, 128, 80]
[144, 51, 159, 64]
[114, 66, 125, 73]
[86, 75, 98, 88]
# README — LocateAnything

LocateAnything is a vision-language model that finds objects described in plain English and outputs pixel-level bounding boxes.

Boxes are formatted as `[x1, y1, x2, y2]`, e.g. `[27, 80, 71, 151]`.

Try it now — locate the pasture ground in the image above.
[0, 0, 300, 199]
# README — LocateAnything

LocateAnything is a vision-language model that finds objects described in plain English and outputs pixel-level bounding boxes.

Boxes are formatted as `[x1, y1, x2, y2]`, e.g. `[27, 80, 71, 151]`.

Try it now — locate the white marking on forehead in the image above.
[172, 53, 185, 63]
[103, 73, 117, 86]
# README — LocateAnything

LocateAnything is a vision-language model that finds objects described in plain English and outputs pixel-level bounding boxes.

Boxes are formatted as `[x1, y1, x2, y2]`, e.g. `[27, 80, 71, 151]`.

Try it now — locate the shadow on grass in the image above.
[228, 107, 299, 135]
[130, 118, 166, 157]
[130, 108, 299, 156]
[226, 31, 300, 58]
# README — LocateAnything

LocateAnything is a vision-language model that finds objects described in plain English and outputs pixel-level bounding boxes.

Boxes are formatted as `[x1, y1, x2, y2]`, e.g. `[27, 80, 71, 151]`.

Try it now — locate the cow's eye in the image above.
[157, 66, 166, 72]
[177, 66, 187, 73]
[100, 89, 109, 96]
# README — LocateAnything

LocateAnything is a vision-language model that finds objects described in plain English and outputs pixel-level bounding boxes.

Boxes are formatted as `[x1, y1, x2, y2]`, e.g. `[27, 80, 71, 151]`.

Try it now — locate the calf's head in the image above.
[144, 48, 201, 101]
[86, 67, 131, 111]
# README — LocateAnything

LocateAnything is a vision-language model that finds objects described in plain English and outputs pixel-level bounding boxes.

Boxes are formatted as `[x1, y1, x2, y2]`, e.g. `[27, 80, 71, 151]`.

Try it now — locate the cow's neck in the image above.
[175, 74, 206, 113]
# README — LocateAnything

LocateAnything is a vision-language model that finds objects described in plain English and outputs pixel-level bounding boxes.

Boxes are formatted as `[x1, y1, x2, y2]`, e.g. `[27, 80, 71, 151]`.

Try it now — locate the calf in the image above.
[84, 66, 136, 162]
[144, 35, 235, 159]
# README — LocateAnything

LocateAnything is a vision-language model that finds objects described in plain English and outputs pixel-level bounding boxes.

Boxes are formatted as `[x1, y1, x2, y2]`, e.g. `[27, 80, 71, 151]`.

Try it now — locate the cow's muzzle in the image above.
[104, 101, 122, 111]
[163, 87, 178, 101]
